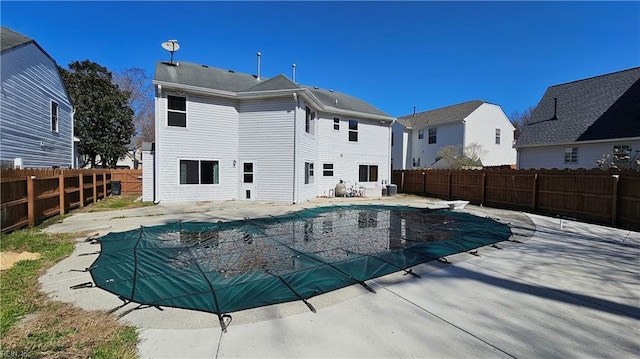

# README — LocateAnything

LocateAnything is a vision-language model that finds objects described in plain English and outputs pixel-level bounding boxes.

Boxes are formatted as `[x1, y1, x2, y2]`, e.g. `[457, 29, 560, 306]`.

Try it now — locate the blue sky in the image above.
[2, 1, 639, 118]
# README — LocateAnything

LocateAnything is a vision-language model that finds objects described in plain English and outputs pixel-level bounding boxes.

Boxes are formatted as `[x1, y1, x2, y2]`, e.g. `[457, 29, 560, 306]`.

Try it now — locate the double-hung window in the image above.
[305, 162, 314, 184]
[168, 95, 187, 127]
[349, 120, 358, 142]
[305, 107, 315, 134]
[495, 128, 501, 144]
[323, 163, 334, 176]
[564, 147, 578, 164]
[359, 165, 378, 182]
[418, 129, 424, 139]
[180, 160, 219, 184]
[428, 128, 437, 144]
[51, 101, 59, 132]
[613, 145, 631, 161]
[333, 117, 340, 130]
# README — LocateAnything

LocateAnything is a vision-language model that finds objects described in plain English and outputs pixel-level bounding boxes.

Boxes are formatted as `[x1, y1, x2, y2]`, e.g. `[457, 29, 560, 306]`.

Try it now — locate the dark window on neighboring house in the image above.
[412, 158, 421, 167]
[323, 163, 334, 176]
[359, 165, 378, 182]
[428, 128, 437, 144]
[51, 101, 58, 132]
[305, 106, 315, 134]
[495, 128, 501, 144]
[564, 147, 578, 163]
[349, 120, 358, 142]
[243, 162, 254, 183]
[418, 129, 424, 139]
[305, 162, 314, 184]
[613, 145, 631, 161]
[180, 160, 219, 184]
[168, 95, 187, 127]
[333, 117, 340, 130]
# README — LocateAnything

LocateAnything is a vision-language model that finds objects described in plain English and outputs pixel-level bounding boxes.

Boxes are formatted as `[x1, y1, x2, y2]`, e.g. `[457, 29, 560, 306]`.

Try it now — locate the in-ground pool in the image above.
[88, 205, 511, 331]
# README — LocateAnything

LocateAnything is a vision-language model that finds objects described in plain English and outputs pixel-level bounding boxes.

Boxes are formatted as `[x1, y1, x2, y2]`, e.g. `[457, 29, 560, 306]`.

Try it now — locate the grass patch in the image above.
[79, 194, 153, 212]
[1, 227, 138, 358]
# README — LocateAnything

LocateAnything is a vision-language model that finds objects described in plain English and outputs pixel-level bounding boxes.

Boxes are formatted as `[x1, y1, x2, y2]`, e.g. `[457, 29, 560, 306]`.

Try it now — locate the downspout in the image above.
[154, 84, 162, 204]
[388, 120, 394, 183]
[292, 92, 298, 204]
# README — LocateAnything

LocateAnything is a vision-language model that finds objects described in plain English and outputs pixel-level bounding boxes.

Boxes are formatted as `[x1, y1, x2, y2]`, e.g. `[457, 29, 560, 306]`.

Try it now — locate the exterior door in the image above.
[241, 161, 256, 200]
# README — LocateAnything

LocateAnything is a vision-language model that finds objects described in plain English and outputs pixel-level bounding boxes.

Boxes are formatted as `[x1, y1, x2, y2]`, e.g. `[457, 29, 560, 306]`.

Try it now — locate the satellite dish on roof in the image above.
[161, 40, 180, 64]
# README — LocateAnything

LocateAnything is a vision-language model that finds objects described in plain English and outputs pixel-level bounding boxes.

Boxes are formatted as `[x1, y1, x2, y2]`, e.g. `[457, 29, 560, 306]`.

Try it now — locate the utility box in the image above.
[386, 184, 397, 197]
[112, 181, 122, 195]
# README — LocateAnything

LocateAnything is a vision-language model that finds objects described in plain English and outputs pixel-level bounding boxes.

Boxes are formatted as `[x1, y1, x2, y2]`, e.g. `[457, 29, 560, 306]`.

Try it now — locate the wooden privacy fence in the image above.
[1, 168, 143, 233]
[111, 169, 142, 194]
[392, 168, 640, 230]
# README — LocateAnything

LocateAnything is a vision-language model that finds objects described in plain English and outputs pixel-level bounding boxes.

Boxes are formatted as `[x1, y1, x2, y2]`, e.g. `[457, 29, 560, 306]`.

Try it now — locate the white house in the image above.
[145, 60, 394, 203]
[391, 100, 516, 169]
[516, 67, 640, 169]
[0, 27, 74, 168]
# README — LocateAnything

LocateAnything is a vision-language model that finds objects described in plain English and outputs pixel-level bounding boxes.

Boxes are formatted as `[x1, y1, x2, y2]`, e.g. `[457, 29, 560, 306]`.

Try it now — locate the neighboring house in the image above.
[82, 145, 143, 169]
[146, 61, 394, 203]
[0, 27, 74, 168]
[516, 67, 640, 169]
[392, 100, 516, 169]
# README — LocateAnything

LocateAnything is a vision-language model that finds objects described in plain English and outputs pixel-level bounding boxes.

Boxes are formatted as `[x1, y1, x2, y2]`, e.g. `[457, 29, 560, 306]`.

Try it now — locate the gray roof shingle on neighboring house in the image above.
[0, 27, 33, 53]
[154, 61, 392, 118]
[396, 100, 485, 129]
[516, 67, 640, 147]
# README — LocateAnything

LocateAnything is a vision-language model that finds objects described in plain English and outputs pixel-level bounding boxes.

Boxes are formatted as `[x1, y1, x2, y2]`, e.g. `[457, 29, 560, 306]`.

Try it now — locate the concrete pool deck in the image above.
[41, 195, 640, 358]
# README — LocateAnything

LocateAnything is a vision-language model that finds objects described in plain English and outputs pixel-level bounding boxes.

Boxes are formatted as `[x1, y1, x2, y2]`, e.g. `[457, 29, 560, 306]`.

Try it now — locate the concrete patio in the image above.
[41, 195, 640, 358]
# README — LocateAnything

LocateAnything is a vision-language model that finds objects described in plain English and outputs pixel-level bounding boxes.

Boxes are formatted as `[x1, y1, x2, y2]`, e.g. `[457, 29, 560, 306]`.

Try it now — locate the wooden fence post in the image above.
[79, 173, 85, 207]
[27, 176, 35, 226]
[59, 173, 65, 215]
[532, 173, 538, 211]
[423, 172, 426, 194]
[93, 172, 97, 203]
[481, 172, 486, 206]
[400, 171, 404, 193]
[447, 171, 452, 200]
[612, 175, 619, 226]
[103, 173, 107, 198]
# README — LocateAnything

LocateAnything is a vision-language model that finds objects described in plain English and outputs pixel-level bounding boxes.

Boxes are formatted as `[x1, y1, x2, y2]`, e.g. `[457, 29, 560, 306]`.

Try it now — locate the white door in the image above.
[241, 161, 256, 200]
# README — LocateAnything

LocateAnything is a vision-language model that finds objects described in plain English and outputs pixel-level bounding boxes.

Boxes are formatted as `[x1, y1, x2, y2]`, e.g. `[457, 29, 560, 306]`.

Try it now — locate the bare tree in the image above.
[436, 143, 486, 169]
[113, 68, 154, 146]
[509, 106, 535, 140]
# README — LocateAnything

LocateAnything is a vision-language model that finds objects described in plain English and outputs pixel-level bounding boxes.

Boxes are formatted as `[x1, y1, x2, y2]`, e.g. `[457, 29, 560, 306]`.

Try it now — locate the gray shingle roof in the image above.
[1, 27, 33, 53]
[396, 100, 485, 129]
[154, 61, 392, 118]
[516, 67, 640, 147]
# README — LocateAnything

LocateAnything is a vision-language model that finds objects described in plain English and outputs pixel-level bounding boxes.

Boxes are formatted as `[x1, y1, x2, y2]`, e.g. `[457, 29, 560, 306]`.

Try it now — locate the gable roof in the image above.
[516, 67, 640, 147]
[154, 61, 393, 120]
[396, 100, 485, 129]
[0, 27, 33, 53]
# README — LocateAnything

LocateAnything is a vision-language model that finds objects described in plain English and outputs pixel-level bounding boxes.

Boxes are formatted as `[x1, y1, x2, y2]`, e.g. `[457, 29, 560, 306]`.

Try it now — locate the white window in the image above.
[359, 165, 378, 182]
[495, 128, 501, 144]
[333, 117, 340, 130]
[564, 147, 578, 163]
[349, 120, 358, 142]
[323, 163, 334, 176]
[412, 158, 421, 167]
[179, 160, 219, 184]
[305, 162, 314, 184]
[243, 162, 254, 183]
[168, 95, 186, 127]
[305, 106, 315, 134]
[51, 100, 58, 132]
[418, 129, 424, 139]
[428, 128, 437, 144]
[613, 145, 631, 161]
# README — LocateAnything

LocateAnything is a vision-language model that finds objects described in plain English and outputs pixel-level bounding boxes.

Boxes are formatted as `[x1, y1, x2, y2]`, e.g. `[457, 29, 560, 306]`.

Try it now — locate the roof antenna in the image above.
[292, 63, 296, 82]
[161, 40, 180, 64]
[413, 106, 416, 117]
[552, 97, 558, 120]
[257, 52, 261, 80]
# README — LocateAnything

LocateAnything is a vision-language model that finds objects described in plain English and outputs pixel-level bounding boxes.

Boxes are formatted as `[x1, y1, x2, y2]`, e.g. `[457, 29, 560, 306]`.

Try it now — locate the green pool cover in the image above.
[89, 205, 511, 330]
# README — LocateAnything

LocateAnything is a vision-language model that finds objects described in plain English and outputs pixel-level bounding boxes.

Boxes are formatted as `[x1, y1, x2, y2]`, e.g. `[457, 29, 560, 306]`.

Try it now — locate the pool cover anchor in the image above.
[70, 282, 94, 289]
[117, 304, 164, 319]
[402, 268, 421, 278]
[218, 314, 232, 333]
[107, 296, 132, 315]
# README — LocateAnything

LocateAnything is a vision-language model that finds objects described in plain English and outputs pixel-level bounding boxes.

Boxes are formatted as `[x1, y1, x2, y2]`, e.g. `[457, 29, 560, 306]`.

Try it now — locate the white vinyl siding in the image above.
[0, 42, 73, 168]
[156, 94, 239, 202]
[517, 140, 640, 169]
[464, 103, 517, 166]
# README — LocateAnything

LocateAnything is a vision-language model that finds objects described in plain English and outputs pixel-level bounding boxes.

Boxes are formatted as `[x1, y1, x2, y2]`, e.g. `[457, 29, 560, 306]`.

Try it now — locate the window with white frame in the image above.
[412, 158, 421, 167]
[418, 129, 424, 139]
[243, 162, 254, 183]
[50, 101, 58, 132]
[168, 95, 186, 127]
[179, 160, 219, 184]
[305, 162, 314, 184]
[323, 163, 334, 176]
[564, 147, 578, 163]
[495, 128, 501, 144]
[333, 117, 340, 130]
[359, 165, 378, 182]
[305, 107, 315, 134]
[349, 120, 358, 142]
[613, 145, 631, 161]
[428, 128, 437, 144]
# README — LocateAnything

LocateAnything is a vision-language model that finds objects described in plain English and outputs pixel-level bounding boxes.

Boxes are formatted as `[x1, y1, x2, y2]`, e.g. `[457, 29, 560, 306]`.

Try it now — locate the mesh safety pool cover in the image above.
[90, 205, 511, 317]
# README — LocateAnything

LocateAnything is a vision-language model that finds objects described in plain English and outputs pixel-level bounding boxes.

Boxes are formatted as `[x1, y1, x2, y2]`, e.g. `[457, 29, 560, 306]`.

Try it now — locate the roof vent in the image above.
[292, 64, 296, 82]
[552, 97, 558, 120]
[314, 86, 319, 89]
[202, 65, 208, 68]
[413, 106, 416, 117]
[329, 89, 334, 92]
[228, 69, 235, 73]
[257, 52, 261, 80]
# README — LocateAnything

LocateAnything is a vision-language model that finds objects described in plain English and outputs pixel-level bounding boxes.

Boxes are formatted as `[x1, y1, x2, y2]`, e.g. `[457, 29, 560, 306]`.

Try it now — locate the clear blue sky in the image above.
[2, 1, 639, 118]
